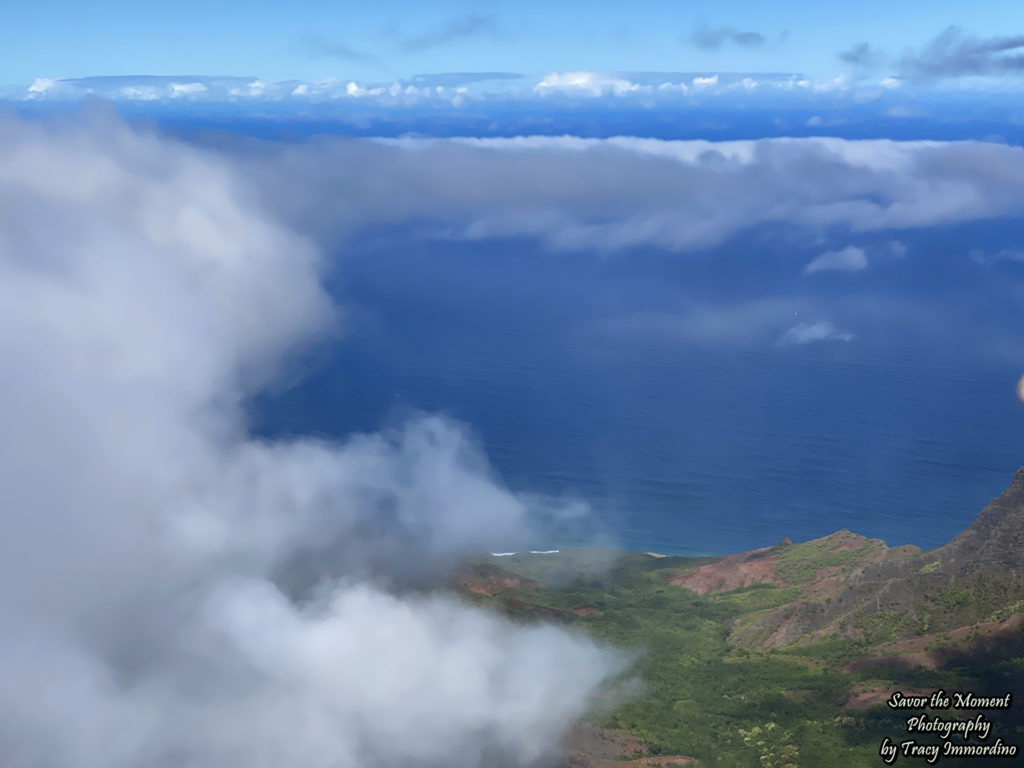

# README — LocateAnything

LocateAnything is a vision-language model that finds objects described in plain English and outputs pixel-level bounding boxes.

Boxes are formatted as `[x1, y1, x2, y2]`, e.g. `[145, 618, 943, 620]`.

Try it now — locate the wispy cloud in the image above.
[779, 321, 856, 345]
[686, 23, 781, 51]
[969, 247, 1024, 265]
[404, 71, 524, 88]
[804, 245, 868, 273]
[899, 26, 1024, 80]
[837, 42, 884, 69]
[400, 13, 499, 53]
[299, 34, 376, 63]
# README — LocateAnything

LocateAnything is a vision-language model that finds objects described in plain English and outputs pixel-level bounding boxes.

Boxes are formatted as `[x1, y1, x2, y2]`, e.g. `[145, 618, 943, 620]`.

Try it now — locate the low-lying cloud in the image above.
[229, 135, 1024, 254]
[0, 112, 624, 768]
[969, 246, 1024, 265]
[779, 320, 856, 345]
[9, 70, 878, 105]
[804, 245, 869, 273]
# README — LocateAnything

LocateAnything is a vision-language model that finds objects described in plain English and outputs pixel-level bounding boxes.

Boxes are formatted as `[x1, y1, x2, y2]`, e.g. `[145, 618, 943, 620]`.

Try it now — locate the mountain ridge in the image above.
[452, 467, 1024, 766]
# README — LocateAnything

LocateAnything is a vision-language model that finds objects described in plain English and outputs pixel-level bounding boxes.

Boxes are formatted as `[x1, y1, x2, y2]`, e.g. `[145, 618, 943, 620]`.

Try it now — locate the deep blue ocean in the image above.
[250, 228, 1024, 557]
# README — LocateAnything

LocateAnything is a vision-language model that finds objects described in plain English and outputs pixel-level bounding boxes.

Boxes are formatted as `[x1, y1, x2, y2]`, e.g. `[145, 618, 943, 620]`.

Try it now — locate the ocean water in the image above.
[251, 232, 1024, 557]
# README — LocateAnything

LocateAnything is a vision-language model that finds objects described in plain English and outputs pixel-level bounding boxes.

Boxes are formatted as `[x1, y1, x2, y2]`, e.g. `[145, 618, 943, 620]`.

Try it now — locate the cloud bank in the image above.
[0, 112, 624, 768]
[11, 70, 886, 106]
[229, 135, 1024, 254]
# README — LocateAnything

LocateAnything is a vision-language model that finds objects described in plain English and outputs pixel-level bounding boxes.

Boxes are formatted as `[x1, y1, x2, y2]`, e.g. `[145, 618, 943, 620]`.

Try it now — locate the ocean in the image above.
[250, 226, 1024, 558]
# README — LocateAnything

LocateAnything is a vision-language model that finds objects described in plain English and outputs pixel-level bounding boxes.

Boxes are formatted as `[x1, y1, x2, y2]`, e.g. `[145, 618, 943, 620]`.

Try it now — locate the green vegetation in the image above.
[459, 546, 1024, 768]
[936, 586, 970, 611]
[987, 598, 1024, 623]
[773, 536, 881, 584]
[852, 610, 908, 645]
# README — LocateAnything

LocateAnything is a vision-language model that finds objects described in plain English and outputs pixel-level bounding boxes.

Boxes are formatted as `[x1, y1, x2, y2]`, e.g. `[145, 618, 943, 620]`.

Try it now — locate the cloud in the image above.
[400, 13, 499, 53]
[804, 245, 868, 273]
[687, 23, 769, 50]
[13, 70, 909, 107]
[837, 42, 884, 69]
[27, 77, 57, 93]
[899, 26, 1024, 80]
[535, 71, 641, 96]
[595, 297, 880, 351]
[299, 34, 376, 63]
[0, 112, 625, 768]
[812, 73, 851, 92]
[779, 321, 856, 345]
[837, 27, 1024, 82]
[404, 72, 525, 88]
[230, 135, 1024, 255]
[805, 115, 847, 127]
[170, 82, 207, 97]
[528, 71, 813, 99]
[884, 105, 921, 118]
[969, 247, 1024, 265]
[22, 75, 270, 102]
[599, 299, 805, 347]
[886, 240, 907, 257]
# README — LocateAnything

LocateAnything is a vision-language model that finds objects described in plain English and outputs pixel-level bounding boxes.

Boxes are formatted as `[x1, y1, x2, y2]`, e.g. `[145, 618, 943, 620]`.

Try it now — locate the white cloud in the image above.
[27, 77, 57, 93]
[779, 321, 856, 345]
[814, 73, 851, 92]
[234, 135, 1024, 255]
[16, 70, 955, 106]
[535, 71, 641, 96]
[0, 114, 624, 768]
[346, 80, 384, 97]
[804, 245, 869, 273]
[170, 82, 208, 97]
[120, 86, 161, 100]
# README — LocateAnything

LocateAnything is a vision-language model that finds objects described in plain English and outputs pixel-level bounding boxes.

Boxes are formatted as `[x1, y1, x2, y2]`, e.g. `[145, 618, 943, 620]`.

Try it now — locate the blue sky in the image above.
[6, 0, 1024, 89]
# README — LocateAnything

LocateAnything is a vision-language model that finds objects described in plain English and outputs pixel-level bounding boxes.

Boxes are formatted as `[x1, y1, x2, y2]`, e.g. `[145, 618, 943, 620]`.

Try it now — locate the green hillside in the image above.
[453, 524, 1024, 767]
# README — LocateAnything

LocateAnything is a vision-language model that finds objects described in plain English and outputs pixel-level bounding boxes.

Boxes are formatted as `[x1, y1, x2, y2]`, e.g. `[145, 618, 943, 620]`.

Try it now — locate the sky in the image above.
[6, 0, 1024, 95]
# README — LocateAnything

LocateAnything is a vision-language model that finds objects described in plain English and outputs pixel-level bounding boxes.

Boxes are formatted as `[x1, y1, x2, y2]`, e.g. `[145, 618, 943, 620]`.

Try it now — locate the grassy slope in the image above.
[454, 544, 1024, 768]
